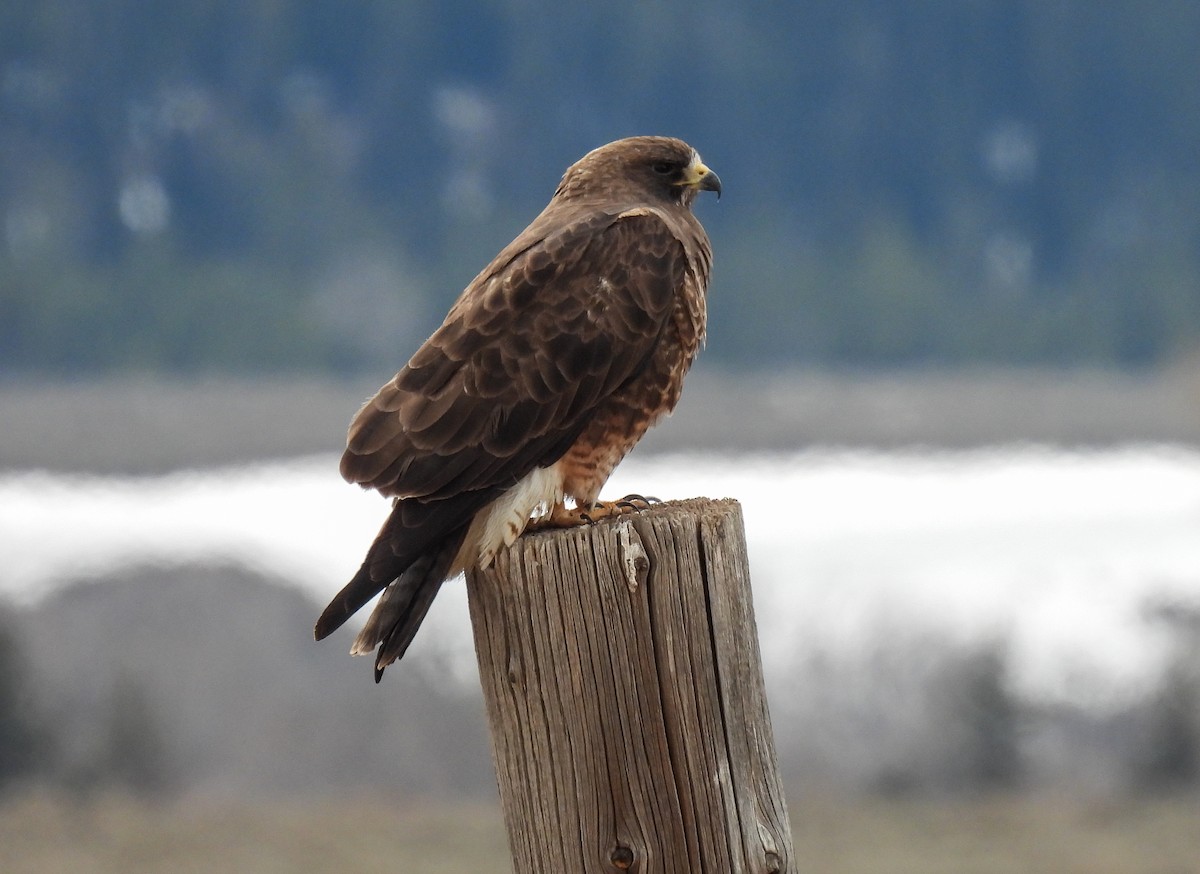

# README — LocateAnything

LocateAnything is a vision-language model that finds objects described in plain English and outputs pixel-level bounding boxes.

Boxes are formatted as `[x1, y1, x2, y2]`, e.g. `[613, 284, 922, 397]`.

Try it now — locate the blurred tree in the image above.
[0, 608, 41, 792]
[101, 673, 176, 796]
[2, 0, 1199, 373]
[954, 644, 1022, 790]
[1134, 603, 1200, 792]
[1135, 663, 1199, 792]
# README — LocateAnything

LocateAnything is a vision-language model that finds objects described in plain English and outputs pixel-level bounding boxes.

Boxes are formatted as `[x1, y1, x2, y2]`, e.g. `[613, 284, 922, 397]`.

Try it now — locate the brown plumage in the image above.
[315, 136, 721, 680]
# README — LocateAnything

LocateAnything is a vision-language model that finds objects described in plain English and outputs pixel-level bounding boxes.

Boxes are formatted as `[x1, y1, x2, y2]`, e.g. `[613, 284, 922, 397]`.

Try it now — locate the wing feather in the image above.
[340, 210, 687, 499]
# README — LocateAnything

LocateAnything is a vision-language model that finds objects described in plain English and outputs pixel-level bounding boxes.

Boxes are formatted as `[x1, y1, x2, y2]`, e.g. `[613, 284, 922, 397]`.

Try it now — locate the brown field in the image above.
[1, 791, 1197, 874]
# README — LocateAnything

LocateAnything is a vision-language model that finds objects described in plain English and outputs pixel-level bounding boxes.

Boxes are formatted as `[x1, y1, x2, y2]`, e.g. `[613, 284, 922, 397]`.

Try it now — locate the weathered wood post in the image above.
[466, 497, 796, 873]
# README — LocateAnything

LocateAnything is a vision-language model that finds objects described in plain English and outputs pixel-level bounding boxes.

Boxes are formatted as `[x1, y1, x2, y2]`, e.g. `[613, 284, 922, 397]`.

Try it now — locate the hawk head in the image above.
[555, 136, 722, 207]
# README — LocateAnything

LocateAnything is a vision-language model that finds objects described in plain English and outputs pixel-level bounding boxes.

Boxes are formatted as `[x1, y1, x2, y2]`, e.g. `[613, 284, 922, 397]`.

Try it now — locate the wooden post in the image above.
[466, 498, 796, 874]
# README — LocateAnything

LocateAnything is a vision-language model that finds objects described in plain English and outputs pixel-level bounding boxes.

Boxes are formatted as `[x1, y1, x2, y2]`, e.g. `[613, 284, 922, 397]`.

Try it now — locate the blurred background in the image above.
[2, 2, 1200, 871]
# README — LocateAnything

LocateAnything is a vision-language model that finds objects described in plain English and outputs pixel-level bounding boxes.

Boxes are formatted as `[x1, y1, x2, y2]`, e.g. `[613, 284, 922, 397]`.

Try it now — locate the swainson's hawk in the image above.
[315, 136, 721, 680]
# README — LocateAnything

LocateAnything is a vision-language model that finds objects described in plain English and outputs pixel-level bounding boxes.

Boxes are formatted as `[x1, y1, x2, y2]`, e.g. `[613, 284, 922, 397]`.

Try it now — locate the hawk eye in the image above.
[651, 162, 676, 176]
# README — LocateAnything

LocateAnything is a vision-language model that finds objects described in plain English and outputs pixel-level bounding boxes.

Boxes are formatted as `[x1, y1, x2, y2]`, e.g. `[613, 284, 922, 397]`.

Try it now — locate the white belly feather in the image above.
[452, 462, 566, 573]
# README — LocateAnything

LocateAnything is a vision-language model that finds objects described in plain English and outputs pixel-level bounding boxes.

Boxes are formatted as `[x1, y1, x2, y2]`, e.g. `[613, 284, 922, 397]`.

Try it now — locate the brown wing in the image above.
[339, 209, 690, 500]
[315, 210, 690, 646]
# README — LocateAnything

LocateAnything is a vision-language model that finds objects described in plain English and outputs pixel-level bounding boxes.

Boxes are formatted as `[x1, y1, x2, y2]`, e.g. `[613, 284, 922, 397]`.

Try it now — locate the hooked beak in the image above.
[680, 158, 722, 199]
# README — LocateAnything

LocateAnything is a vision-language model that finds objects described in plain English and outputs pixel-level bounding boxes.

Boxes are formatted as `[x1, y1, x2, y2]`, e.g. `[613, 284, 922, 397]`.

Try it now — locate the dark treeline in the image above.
[2, 1, 1199, 375]
[3, 569, 1198, 799]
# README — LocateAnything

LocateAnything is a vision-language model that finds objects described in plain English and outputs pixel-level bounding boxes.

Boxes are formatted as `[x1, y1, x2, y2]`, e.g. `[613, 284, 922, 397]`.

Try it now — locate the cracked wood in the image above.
[466, 498, 795, 873]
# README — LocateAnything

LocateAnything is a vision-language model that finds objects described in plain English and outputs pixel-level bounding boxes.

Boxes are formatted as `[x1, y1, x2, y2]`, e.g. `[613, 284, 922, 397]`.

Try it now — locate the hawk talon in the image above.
[582, 496, 658, 523]
[618, 493, 660, 506]
[613, 494, 660, 513]
[527, 495, 658, 532]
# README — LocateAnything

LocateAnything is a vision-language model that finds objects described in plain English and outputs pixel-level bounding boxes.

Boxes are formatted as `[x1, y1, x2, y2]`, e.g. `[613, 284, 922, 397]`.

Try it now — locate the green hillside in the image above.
[3, 2, 1199, 373]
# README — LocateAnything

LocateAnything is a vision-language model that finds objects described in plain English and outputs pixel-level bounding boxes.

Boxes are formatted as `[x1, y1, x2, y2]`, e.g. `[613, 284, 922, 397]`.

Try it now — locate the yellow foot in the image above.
[528, 495, 660, 531]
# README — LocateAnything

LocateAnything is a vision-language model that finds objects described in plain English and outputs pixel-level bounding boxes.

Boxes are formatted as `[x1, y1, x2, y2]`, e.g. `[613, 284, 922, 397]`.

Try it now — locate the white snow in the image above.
[2, 445, 1198, 706]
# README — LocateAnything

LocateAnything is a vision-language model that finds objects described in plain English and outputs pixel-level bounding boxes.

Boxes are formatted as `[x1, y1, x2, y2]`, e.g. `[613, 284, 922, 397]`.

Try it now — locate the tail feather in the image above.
[314, 506, 405, 641]
[315, 557, 384, 642]
[345, 532, 464, 682]
[314, 489, 500, 643]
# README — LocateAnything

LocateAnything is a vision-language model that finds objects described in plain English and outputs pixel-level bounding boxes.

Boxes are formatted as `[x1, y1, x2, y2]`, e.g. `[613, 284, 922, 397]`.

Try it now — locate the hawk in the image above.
[315, 136, 721, 680]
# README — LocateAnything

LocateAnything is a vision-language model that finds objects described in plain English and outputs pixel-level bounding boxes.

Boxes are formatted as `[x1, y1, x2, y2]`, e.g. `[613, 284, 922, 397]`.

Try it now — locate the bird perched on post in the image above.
[315, 136, 721, 680]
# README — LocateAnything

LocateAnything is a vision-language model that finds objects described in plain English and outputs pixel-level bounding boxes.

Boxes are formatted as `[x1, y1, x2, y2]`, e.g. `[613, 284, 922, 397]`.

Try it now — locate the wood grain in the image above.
[466, 498, 795, 873]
